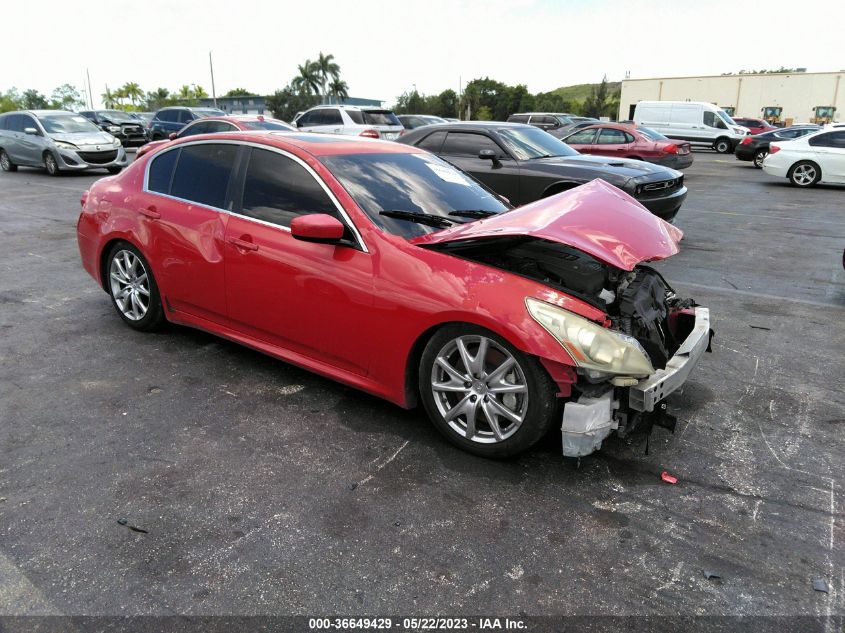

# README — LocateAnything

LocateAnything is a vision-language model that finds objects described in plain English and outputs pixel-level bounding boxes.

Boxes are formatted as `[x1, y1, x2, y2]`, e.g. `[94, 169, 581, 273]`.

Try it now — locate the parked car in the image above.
[634, 100, 749, 153]
[507, 113, 599, 139]
[732, 117, 777, 136]
[0, 110, 128, 176]
[136, 115, 294, 158]
[562, 123, 693, 169]
[397, 122, 687, 221]
[76, 131, 711, 458]
[293, 105, 403, 140]
[762, 127, 845, 187]
[734, 125, 820, 168]
[148, 106, 226, 140]
[80, 110, 149, 147]
[398, 115, 447, 130]
[130, 112, 155, 127]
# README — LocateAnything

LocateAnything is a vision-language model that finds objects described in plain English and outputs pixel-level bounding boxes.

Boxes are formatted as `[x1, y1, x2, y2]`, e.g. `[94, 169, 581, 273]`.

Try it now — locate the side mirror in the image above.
[168, 133, 178, 140]
[478, 149, 501, 166]
[290, 214, 346, 244]
[24, 127, 38, 135]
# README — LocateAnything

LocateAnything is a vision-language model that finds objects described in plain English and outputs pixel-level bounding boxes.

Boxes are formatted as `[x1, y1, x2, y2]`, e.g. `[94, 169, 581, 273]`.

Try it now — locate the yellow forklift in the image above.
[811, 106, 837, 124]
[761, 106, 783, 126]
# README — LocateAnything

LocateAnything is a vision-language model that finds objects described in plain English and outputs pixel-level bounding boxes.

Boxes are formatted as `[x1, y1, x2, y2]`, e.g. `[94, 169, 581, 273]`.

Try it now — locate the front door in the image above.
[437, 131, 521, 204]
[224, 146, 374, 375]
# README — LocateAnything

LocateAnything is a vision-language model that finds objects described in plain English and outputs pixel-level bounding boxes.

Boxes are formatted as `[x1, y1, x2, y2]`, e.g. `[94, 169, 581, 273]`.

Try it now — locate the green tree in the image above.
[177, 85, 193, 100]
[266, 84, 320, 122]
[314, 52, 340, 103]
[434, 89, 458, 118]
[0, 88, 23, 113]
[102, 87, 117, 109]
[583, 76, 610, 118]
[21, 89, 49, 109]
[476, 105, 493, 121]
[224, 88, 257, 97]
[192, 85, 208, 99]
[50, 84, 85, 111]
[121, 82, 144, 106]
[292, 60, 321, 96]
[328, 78, 349, 104]
[144, 87, 171, 110]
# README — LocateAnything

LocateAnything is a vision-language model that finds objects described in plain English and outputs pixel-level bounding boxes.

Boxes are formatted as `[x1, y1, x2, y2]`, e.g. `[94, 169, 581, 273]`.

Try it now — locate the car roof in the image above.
[307, 104, 391, 112]
[415, 121, 533, 132]
[161, 130, 425, 157]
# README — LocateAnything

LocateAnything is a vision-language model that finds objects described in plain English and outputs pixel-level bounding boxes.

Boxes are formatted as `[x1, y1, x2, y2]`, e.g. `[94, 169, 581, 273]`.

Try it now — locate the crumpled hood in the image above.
[50, 131, 116, 146]
[411, 179, 683, 271]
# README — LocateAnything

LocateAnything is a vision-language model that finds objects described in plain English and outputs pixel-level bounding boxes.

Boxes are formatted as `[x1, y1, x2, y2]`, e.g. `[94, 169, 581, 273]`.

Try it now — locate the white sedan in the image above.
[762, 124, 845, 187]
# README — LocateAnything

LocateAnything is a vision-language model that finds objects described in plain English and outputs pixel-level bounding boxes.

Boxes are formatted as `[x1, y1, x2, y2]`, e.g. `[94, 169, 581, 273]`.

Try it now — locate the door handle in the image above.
[139, 205, 160, 219]
[228, 237, 259, 251]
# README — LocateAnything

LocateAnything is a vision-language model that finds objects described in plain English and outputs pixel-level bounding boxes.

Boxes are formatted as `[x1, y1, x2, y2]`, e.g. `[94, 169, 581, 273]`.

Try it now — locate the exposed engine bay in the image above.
[428, 236, 711, 458]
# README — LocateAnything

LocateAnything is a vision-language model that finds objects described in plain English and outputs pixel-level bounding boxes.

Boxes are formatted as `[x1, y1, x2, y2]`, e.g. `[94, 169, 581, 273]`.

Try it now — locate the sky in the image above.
[1, 0, 841, 108]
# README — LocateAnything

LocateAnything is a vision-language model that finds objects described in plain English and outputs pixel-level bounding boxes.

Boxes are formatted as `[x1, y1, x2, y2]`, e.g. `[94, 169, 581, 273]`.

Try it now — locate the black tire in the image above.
[151, 132, 163, 141]
[107, 166, 123, 175]
[0, 149, 17, 172]
[787, 161, 821, 188]
[418, 324, 558, 458]
[714, 137, 732, 154]
[105, 242, 165, 331]
[753, 149, 768, 169]
[44, 151, 60, 176]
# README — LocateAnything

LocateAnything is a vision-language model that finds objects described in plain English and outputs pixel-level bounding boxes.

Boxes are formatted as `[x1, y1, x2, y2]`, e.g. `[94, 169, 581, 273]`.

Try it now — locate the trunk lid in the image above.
[412, 179, 683, 271]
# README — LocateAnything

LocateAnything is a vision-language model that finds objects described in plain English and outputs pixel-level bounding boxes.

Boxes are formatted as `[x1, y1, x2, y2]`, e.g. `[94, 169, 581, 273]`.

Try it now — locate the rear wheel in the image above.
[0, 149, 17, 172]
[418, 325, 558, 458]
[44, 152, 60, 176]
[753, 149, 768, 168]
[788, 161, 820, 187]
[714, 137, 732, 154]
[106, 242, 165, 331]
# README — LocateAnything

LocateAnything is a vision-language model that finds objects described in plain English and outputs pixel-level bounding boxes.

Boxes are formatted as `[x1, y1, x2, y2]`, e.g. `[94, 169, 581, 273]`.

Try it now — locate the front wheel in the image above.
[788, 161, 820, 187]
[0, 149, 17, 172]
[107, 166, 123, 175]
[753, 149, 768, 168]
[419, 325, 558, 458]
[44, 152, 60, 176]
[106, 243, 165, 331]
[714, 138, 732, 154]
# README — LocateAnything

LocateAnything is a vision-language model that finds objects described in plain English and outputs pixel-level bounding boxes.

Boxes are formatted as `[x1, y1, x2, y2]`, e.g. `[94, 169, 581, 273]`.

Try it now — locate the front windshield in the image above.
[637, 126, 669, 141]
[718, 110, 737, 125]
[39, 114, 102, 134]
[321, 152, 509, 239]
[497, 126, 579, 159]
[242, 120, 293, 130]
[100, 110, 137, 123]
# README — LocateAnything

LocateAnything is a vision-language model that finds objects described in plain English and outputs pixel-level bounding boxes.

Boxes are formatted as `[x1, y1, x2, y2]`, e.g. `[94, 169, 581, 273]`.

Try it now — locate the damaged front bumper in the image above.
[560, 307, 712, 457]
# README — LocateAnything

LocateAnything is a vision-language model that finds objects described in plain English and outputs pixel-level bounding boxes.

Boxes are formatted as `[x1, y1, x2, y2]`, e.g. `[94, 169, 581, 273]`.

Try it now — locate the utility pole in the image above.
[86, 68, 94, 109]
[209, 51, 217, 108]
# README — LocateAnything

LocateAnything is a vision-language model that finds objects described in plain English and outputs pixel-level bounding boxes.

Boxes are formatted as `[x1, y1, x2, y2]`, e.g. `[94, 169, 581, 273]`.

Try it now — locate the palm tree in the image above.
[121, 82, 143, 106]
[328, 78, 349, 105]
[292, 60, 320, 96]
[192, 85, 208, 99]
[101, 87, 115, 109]
[314, 52, 340, 103]
[112, 86, 129, 106]
[177, 85, 193, 100]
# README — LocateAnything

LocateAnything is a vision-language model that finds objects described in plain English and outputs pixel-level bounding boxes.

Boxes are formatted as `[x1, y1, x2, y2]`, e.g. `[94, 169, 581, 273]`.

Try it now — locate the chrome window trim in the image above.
[142, 139, 369, 253]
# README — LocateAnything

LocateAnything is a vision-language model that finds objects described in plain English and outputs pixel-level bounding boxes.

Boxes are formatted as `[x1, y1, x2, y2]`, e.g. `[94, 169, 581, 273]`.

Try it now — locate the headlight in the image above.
[107, 125, 121, 133]
[113, 137, 122, 147]
[526, 297, 654, 377]
[54, 141, 77, 150]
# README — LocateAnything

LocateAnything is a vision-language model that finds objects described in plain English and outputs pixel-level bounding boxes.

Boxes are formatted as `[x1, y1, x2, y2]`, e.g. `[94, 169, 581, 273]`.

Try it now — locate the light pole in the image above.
[209, 51, 217, 108]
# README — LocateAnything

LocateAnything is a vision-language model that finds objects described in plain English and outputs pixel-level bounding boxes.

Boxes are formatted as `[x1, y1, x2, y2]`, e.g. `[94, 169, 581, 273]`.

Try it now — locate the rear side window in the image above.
[0, 114, 7, 130]
[147, 149, 179, 194]
[441, 132, 504, 157]
[178, 110, 194, 123]
[345, 110, 364, 124]
[507, 115, 530, 123]
[320, 109, 343, 125]
[170, 144, 238, 208]
[810, 131, 845, 148]
[240, 147, 338, 228]
[156, 110, 174, 122]
[416, 131, 446, 153]
[362, 111, 400, 126]
[597, 128, 631, 144]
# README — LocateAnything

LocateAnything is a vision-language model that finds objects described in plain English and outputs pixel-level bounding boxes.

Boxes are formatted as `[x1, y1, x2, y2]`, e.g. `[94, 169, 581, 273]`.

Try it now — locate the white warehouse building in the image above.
[619, 71, 843, 124]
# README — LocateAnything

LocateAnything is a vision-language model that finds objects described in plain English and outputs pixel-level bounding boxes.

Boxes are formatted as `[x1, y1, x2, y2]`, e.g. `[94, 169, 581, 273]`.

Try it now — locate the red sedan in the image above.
[135, 115, 294, 158]
[77, 131, 712, 458]
[563, 124, 693, 169]
[732, 117, 777, 136]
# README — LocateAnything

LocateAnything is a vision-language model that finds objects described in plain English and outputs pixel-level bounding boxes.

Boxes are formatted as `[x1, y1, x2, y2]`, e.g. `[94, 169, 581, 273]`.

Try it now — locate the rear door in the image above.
[437, 131, 521, 203]
[224, 146, 374, 374]
[562, 128, 598, 154]
[595, 127, 634, 158]
[809, 131, 845, 181]
[140, 142, 236, 324]
[2, 114, 25, 163]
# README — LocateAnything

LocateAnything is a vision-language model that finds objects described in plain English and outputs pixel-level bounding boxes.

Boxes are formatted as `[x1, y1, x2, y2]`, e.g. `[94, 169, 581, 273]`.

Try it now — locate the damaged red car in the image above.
[76, 131, 712, 458]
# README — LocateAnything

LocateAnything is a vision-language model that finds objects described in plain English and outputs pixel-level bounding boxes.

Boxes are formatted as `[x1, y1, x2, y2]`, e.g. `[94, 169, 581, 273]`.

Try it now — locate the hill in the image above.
[549, 81, 621, 101]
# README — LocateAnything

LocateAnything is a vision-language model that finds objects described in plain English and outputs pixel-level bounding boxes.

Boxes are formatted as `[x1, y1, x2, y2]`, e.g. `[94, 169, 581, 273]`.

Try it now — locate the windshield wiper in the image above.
[448, 209, 497, 219]
[379, 210, 454, 228]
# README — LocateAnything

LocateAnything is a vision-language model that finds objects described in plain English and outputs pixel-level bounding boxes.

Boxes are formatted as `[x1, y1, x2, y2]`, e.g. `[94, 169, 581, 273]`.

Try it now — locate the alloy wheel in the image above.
[109, 250, 150, 321]
[45, 153, 58, 175]
[0, 151, 10, 171]
[754, 151, 768, 168]
[792, 164, 816, 186]
[430, 335, 529, 444]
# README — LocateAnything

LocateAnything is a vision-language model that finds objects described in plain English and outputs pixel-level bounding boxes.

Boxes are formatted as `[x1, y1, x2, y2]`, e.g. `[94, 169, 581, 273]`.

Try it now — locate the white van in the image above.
[633, 101, 749, 153]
